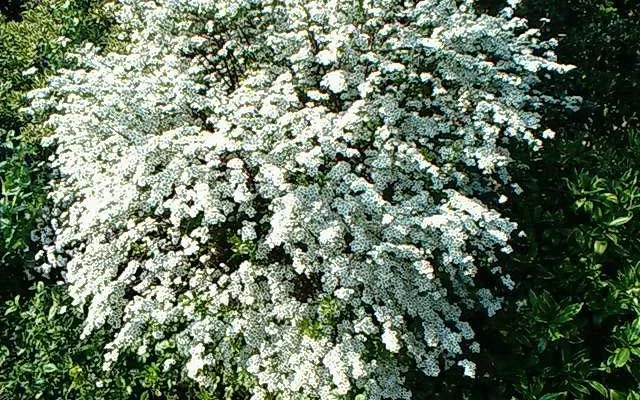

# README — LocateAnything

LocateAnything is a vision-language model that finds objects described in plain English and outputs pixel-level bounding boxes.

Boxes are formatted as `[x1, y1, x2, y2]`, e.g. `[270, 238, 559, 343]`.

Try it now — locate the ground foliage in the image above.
[0, 281, 210, 400]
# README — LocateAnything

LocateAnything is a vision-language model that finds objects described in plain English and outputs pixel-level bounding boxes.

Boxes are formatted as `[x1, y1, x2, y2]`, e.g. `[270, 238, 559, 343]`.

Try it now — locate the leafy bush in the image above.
[476, 128, 640, 400]
[0, 129, 48, 294]
[24, 0, 578, 398]
[0, 0, 114, 298]
[0, 281, 213, 399]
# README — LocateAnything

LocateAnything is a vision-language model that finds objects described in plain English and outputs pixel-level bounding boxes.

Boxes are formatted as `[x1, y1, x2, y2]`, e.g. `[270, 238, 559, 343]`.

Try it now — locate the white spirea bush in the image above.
[26, 0, 579, 398]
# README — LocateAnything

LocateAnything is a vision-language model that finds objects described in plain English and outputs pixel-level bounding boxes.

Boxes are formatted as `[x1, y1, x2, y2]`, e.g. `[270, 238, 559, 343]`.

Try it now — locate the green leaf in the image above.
[140, 392, 150, 400]
[610, 347, 631, 368]
[68, 365, 82, 378]
[556, 303, 583, 324]
[539, 392, 567, 400]
[42, 363, 58, 373]
[627, 392, 640, 400]
[594, 240, 608, 254]
[47, 304, 58, 321]
[611, 390, 627, 400]
[589, 380, 609, 397]
[570, 382, 591, 396]
[628, 318, 640, 344]
[607, 215, 633, 227]
[0, 345, 9, 366]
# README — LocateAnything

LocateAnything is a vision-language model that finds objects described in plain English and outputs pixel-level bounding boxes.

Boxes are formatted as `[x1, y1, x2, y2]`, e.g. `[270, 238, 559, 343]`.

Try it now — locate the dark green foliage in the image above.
[0, 282, 211, 399]
[475, 0, 639, 130]
[482, 0, 640, 396]
[518, 0, 640, 133]
[0, 0, 23, 22]
[477, 129, 640, 399]
[0, 129, 48, 295]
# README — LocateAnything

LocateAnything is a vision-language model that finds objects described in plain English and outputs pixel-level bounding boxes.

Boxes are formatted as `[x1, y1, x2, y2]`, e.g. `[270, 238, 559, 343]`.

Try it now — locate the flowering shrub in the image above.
[26, 0, 578, 398]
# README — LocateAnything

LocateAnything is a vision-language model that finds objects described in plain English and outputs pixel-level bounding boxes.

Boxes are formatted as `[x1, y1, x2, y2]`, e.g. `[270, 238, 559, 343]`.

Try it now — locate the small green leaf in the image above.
[0, 345, 9, 366]
[48, 304, 58, 321]
[68, 365, 82, 378]
[589, 380, 609, 397]
[42, 363, 58, 373]
[556, 303, 583, 324]
[629, 318, 640, 344]
[539, 392, 566, 400]
[610, 347, 631, 368]
[594, 240, 608, 255]
[607, 215, 633, 227]
[140, 392, 150, 400]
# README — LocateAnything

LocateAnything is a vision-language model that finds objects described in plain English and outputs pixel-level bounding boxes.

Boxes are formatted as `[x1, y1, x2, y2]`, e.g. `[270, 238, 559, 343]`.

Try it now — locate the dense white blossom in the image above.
[26, 0, 578, 398]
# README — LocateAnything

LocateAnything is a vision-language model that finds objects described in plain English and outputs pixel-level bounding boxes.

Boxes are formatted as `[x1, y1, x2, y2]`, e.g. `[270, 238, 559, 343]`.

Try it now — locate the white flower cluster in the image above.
[26, 0, 577, 398]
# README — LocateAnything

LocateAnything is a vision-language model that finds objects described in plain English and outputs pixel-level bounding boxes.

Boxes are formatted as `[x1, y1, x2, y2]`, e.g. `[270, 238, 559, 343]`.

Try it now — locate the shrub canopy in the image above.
[26, 0, 578, 398]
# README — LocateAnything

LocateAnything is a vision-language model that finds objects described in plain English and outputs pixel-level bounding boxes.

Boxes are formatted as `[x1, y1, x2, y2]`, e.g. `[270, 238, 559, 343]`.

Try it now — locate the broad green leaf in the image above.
[627, 391, 640, 400]
[629, 318, 640, 344]
[539, 392, 566, 400]
[589, 380, 609, 397]
[610, 347, 631, 368]
[570, 382, 591, 396]
[47, 304, 58, 321]
[607, 215, 633, 227]
[594, 240, 608, 254]
[611, 390, 627, 400]
[556, 303, 583, 324]
[42, 363, 58, 373]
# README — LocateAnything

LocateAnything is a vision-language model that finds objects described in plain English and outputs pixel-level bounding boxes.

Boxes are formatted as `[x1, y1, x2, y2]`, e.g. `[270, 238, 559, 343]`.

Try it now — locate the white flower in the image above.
[320, 70, 347, 93]
[458, 359, 476, 378]
[317, 49, 337, 65]
[21, 67, 37, 76]
[163, 358, 176, 372]
[186, 356, 206, 379]
[318, 224, 341, 245]
[382, 327, 401, 353]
